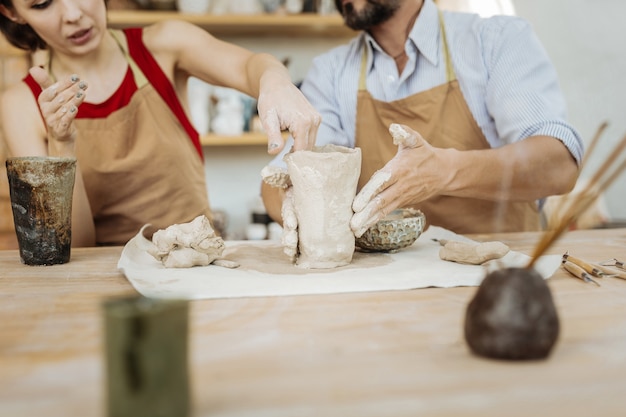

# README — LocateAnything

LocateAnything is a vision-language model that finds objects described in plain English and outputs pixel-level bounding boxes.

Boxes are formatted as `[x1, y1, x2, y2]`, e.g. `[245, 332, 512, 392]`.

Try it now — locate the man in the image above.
[262, 0, 583, 236]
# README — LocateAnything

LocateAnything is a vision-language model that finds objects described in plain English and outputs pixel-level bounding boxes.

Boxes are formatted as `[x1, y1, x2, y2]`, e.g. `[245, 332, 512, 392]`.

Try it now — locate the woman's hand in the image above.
[29, 66, 88, 156]
[256, 69, 321, 154]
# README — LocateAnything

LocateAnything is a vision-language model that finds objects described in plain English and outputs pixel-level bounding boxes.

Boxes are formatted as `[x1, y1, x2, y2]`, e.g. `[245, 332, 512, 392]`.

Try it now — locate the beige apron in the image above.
[70, 30, 211, 245]
[355, 12, 540, 234]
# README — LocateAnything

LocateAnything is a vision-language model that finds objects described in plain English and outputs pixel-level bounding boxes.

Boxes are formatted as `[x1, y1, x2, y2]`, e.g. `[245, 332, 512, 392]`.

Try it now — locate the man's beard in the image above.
[334, 0, 402, 30]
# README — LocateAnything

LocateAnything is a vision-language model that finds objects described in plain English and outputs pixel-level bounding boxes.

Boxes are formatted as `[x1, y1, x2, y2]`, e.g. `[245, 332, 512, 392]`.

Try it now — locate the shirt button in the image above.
[387, 75, 395, 82]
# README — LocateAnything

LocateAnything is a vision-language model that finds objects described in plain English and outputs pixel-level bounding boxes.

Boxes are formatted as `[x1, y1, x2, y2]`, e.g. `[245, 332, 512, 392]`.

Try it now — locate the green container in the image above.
[103, 296, 190, 417]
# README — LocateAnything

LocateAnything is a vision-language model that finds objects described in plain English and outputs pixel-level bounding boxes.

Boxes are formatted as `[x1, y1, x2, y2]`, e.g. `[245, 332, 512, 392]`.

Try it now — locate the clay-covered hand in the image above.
[260, 165, 298, 261]
[351, 123, 447, 238]
[256, 73, 321, 155]
[281, 186, 298, 261]
[29, 67, 88, 154]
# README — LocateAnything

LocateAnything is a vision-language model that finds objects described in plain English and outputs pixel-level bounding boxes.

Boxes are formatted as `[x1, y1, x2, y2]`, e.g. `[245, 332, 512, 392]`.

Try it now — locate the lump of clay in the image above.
[464, 267, 560, 360]
[438, 240, 509, 265]
[147, 215, 226, 268]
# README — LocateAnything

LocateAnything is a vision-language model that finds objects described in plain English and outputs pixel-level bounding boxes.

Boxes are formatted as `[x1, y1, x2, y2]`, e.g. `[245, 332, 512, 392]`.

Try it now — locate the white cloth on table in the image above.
[118, 226, 561, 300]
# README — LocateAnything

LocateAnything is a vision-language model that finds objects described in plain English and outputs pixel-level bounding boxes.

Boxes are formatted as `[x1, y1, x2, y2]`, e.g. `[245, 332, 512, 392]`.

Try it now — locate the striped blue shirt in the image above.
[271, 0, 583, 167]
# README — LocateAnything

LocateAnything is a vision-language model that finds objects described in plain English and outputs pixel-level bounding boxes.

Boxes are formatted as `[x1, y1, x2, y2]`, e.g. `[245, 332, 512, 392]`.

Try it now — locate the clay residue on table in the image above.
[222, 243, 393, 275]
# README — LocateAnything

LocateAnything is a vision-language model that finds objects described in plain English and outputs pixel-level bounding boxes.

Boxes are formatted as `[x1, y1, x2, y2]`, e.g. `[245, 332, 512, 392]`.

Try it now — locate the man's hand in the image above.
[280, 186, 298, 261]
[351, 123, 448, 237]
[29, 67, 88, 154]
[261, 165, 298, 260]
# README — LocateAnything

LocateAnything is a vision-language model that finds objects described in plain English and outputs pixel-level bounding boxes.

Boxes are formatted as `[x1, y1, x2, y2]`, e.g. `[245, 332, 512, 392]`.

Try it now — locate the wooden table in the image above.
[1, 228, 626, 417]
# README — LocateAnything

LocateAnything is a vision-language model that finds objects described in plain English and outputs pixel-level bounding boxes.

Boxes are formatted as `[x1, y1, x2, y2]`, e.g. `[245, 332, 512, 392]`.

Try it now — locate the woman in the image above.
[0, 0, 320, 246]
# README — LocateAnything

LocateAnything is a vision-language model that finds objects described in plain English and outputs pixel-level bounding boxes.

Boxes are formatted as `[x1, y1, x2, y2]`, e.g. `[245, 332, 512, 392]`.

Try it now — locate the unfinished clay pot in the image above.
[284, 144, 361, 269]
[464, 267, 560, 360]
[5, 156, 76, 265]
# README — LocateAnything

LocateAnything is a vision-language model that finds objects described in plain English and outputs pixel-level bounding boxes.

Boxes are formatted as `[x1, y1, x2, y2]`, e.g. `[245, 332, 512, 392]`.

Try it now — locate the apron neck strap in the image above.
[438, 10, 456, 83]
[358, 42, 369, 91]
[109, 29, 149, 88]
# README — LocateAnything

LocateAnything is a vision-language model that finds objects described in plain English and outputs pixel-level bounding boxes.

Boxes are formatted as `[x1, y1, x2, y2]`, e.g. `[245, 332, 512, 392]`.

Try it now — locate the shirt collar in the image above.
[362, 0, 441, 68]
[412, 0, 441, 66]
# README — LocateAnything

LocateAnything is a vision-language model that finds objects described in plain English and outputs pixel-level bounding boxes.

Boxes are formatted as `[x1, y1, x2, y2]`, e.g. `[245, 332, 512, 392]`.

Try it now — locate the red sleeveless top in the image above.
[23, 27, 203, 160]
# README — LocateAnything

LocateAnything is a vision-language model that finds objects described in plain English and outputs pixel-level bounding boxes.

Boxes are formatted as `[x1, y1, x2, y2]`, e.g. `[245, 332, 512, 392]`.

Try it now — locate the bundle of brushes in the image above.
[465, 121, 626, 361]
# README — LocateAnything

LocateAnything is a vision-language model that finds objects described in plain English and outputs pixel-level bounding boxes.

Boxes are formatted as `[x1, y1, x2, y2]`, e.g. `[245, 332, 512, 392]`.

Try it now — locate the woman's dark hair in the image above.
[0, 0, 48, 51]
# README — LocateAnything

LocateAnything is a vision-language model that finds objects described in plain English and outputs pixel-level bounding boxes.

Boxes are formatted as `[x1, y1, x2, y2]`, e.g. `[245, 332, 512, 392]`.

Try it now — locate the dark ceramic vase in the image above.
[5, 156, 76, 265]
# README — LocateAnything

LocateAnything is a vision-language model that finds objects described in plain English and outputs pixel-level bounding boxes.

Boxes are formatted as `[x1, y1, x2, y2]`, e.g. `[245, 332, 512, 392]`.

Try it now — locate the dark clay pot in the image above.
[464, 267, 560, 360]
[6, 156, 76, 265]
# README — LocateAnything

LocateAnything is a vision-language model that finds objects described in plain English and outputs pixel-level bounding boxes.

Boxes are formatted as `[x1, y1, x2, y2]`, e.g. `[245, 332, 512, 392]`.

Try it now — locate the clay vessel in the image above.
[464, 267, 560, 360]
[285, 144, 361, 268]
[5, 156, 76, 265]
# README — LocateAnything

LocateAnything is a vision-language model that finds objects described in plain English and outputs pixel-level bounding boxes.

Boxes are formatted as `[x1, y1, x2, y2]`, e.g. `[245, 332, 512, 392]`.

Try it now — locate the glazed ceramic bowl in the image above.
[355, 208, 425, 252]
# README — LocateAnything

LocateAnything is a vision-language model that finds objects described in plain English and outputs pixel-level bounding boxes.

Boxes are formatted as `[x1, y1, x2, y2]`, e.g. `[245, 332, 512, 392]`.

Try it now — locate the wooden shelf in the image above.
[200, 132, 268, 146]
[107, 11, 356, 38]
[200, 131, 292, 146]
